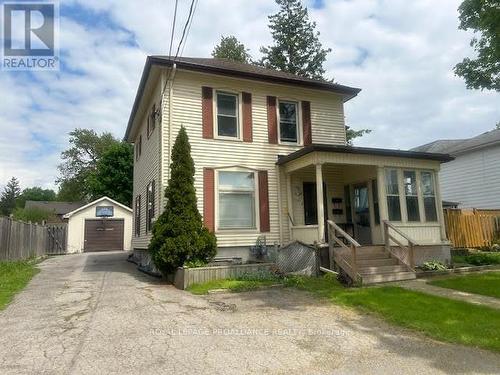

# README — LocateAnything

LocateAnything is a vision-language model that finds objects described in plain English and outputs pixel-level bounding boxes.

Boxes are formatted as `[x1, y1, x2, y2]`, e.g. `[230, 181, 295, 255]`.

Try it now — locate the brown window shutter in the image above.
[203, 168, 215, 232]
[202, 87, 213, 139]
[302, 101, 312, 146]
[258, 171, 270, 232]
[242, 92, 253, 142]
[267, 96, 278, 144]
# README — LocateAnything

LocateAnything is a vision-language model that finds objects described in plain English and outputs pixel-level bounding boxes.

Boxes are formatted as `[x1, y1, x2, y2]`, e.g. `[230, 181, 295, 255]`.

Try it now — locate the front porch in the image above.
[277, 144, 453, 284]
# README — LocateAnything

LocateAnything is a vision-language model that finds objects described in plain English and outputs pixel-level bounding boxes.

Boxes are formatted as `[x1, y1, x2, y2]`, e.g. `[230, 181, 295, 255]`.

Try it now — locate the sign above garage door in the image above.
[96, 206, 114, 217]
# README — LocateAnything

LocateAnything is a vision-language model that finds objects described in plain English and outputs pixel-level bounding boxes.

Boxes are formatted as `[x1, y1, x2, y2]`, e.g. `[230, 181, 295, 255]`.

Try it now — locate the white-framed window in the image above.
[217, 170, 257, 230]
[216, 91, 239, 138]
[403, 170, 420, 222]
[278, 100, 299, 144]
[421, 171, 438, 222]
[385, 169, 402, 221]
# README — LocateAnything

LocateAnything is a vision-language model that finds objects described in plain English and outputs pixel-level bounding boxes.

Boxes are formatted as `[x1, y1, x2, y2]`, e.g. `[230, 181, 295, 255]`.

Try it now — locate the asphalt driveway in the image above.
[1, 252, 499, 375]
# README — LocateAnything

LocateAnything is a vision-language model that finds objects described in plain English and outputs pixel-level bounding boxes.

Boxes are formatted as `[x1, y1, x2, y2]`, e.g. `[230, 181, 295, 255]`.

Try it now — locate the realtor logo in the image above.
[1, 1, 59, 70]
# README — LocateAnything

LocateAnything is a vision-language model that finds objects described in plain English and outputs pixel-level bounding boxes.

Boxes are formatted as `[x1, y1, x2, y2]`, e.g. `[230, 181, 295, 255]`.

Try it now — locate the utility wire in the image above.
[168, 0, 179, 57]
[179, 0, 199, 58]
[173, 0, 197, 61]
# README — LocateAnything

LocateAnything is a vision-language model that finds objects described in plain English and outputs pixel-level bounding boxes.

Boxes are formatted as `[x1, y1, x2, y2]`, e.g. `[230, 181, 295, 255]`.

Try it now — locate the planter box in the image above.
[173, 262, 275, 290]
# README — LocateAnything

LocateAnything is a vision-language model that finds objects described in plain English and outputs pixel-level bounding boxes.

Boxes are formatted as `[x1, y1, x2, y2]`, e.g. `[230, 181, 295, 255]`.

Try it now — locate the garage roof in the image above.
[63, 196, 132, 219]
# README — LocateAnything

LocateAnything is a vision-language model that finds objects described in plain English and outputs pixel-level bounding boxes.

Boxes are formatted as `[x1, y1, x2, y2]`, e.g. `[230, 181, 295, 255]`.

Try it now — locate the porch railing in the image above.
[327, 220, 361, 282]
[383, 220, 416, 271]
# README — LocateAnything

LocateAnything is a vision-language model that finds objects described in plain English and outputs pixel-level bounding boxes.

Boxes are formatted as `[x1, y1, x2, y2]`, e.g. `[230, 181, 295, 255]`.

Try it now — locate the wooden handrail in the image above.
[327, 220, 361, 247]
[383, 220, 416, 271]
[383, 220, 417, 245]
[327, 220, 361, 282]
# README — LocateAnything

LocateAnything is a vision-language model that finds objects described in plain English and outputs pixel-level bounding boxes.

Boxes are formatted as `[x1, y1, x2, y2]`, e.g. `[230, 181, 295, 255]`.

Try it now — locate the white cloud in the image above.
[0, 0, 498, 190]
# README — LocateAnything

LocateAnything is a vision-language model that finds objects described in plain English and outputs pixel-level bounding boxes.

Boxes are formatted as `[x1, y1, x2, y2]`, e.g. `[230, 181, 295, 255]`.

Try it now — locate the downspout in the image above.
[276, 164, 283, 245]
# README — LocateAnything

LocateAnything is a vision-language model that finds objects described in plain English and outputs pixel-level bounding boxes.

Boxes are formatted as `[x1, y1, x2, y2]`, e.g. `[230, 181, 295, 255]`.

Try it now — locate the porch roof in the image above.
[276, 144, 454, 165]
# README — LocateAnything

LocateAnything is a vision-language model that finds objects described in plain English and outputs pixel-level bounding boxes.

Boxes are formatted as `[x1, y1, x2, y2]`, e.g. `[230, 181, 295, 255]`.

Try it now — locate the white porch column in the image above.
[316, 163, 325, 243]
[376, 166, 389, 241]
[286, 172, 293, 230]
[434, 171, 447, 242]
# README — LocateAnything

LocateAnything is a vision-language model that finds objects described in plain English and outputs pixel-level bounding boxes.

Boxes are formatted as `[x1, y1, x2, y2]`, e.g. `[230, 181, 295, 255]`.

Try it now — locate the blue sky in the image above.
[0, 0, 499, 191]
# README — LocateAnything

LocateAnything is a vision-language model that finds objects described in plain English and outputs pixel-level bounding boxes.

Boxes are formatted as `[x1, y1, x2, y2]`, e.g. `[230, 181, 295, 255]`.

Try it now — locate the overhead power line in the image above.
[173, 0, 197, 61]
[168, 0, 179, 57]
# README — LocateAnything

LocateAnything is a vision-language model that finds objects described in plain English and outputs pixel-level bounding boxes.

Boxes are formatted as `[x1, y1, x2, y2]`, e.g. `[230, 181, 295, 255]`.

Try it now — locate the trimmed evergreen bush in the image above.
[148, 127, 216, 275]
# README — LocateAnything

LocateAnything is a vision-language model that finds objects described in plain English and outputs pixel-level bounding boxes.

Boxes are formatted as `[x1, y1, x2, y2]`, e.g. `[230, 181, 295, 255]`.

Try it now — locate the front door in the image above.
[353, 184, 371, 245]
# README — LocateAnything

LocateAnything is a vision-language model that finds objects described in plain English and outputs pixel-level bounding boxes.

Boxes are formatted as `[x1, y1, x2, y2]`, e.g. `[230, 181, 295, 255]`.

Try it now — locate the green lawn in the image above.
[429, 272, 500, 299]
[187, 279, 279, 295]
[285, 274, 500, 352]
[0, 260, 39, 310]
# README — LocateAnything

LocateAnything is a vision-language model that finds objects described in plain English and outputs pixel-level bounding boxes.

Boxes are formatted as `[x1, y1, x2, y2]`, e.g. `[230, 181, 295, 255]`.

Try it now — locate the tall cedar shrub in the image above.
[148, 127, 216, 275]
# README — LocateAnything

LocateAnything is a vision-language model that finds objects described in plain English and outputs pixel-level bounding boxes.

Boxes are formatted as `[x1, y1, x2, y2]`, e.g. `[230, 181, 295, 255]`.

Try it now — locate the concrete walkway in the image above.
[1, 252, 500, 374]
[396, 276, 500, 310]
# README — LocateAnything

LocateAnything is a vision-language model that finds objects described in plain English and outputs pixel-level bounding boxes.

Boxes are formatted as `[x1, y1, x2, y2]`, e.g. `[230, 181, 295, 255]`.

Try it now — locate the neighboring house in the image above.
[124, 56, 453, 283]
[413, 128, 500, 209]
[63, 197, 133, 253]
[25, 200, 84, 222]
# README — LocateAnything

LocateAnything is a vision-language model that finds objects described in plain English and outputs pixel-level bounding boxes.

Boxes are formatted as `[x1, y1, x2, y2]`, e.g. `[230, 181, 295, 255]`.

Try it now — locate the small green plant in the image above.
[420, 260, 448, 271]
[464, 252, 500, 266]
[183, 259, 209, 268]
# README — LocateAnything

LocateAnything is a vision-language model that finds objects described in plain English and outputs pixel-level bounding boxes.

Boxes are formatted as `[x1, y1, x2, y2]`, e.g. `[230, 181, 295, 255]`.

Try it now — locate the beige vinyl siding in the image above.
[132, 79, 163, 250]
[164, 70, 347, 247]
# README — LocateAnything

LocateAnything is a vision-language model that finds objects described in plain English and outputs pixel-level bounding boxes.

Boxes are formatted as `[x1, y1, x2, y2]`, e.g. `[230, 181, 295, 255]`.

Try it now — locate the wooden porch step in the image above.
[357, 258, 399, 267]
[359, 265, 409, 275]
[361, 271, 416, 284]
[355, 251, 391, 260]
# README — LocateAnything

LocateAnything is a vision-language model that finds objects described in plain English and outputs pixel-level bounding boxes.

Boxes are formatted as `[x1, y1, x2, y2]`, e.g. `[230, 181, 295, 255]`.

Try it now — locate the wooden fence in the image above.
[444, 209, 500, 248]
[0, 217, 67, 261]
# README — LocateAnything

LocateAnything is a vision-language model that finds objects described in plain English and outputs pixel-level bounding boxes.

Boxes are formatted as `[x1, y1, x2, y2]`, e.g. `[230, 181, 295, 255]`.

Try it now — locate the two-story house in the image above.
[124, 56, 453, 283]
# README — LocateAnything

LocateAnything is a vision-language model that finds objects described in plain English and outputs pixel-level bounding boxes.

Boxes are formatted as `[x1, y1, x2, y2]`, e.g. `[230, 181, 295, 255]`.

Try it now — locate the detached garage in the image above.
[63, 197, 133, 253]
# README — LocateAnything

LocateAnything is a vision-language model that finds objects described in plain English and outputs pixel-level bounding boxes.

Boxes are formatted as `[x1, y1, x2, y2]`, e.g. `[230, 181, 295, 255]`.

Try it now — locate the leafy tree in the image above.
[346, 126, 372, 146]
[260, 0, 331, 79]
[0, 177, 21, 215]
[16, 187, 56, 208]
[149, 127, 217, 275]
[57, 129, 119, 201]
[454, 0, 500, 91]
[212, 35, 252, 63]
[87, 142, 133, 206]
[12, 207, 57, 223]
[57, 179, 84, 202]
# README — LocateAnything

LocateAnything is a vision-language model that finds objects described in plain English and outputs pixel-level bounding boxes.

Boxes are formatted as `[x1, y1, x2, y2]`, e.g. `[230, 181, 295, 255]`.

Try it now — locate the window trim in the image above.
[214, 168, 260, 232]
[135, 135, 142, 162]
[213, 90, 243, 141]
[277, 99, 301, 145]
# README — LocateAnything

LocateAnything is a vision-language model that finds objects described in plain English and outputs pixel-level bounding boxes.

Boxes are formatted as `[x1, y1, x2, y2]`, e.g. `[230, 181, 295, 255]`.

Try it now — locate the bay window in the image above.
[403, 171, 420, 222]
[279, 100, 298, 143]
[385, 169, 402, 221]
[218, 171, 256, 229]
[216, 92, 239, 138]
[421, 171, 438, 222]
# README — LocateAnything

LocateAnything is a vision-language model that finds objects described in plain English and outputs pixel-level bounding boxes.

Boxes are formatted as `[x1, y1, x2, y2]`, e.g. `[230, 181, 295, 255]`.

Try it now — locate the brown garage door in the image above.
[84, 219, 124, 252]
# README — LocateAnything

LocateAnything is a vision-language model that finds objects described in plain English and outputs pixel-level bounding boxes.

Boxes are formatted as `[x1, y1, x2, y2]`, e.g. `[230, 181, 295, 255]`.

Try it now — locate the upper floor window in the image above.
[421, 171, 437, 222]
[279, 100, 299, 143]
[217, 171, 256, 230]
[403, 171, 420, 222]
[385, 169, 402, 221]
[216, 92, 239, 138]
[135, 135, 142, 161]
[146, 180, 155, 232]
[147, 103, 157, 138]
